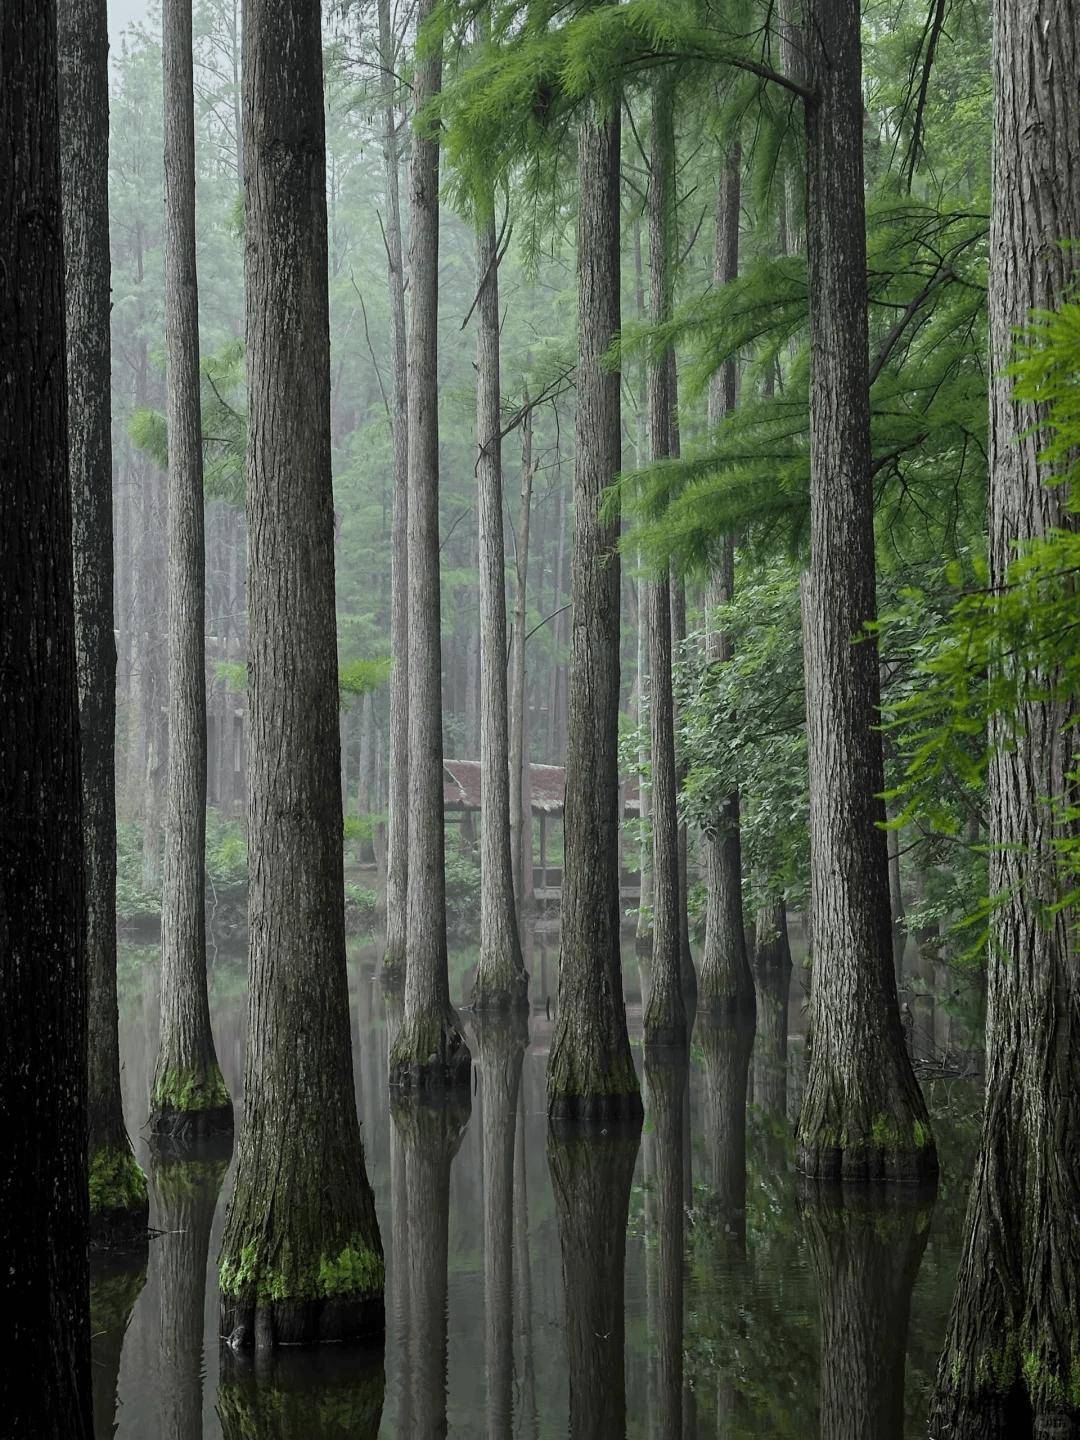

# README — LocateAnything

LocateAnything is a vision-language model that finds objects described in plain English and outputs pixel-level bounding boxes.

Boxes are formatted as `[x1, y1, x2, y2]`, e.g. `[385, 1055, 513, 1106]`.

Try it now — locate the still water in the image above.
[96, 928, 980, 1438]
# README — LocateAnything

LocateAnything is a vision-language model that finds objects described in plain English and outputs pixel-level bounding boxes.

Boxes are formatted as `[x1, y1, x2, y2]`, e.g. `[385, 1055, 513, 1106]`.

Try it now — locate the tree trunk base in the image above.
[89, 1199, 149, 1252]
[221, 1293, 385, 1350]
[149, 1100, 234, 1144]
[548, 1090, 644, 1128]
[696, 982, 757, 1022]
[380, 945, 406, 989]
[796, 1128, 938, 1185]
[470, 955, 529, 1014]
[388, 1007, 471, 1093]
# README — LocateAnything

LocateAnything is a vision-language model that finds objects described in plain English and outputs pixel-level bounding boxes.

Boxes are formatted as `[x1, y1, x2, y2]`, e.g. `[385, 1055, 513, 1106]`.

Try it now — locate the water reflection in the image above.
[152, 1144, 229, 1439]
[549, 1118, 641, 1439]
[800, 1183, 935, 1440]
[391, 1089, 470, 1437]
[90, 1251, 147, 1438]
[100, 929, 975, 1438]
[217, 1347, 384, 1438]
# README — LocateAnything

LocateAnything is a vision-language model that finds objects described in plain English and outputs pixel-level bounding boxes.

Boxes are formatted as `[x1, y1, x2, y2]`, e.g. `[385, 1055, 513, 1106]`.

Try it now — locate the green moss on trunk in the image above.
[89, 1143, 148, 1216]
[219, 1235, 384, 1305]
[151, 1061, 230, 1113]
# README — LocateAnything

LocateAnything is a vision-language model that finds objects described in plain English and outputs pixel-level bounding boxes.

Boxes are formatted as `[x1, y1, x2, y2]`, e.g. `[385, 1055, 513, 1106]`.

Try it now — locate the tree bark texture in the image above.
[930, 5, 1080, 1435]
[389, 0, 471, 1090]
[0, 3, 91, 1427]
[153, 0, 232, 1141]
[476, 1017, 527, 1435]
[153, 1150, 228, 1439]
[753, 903, 793, 1121]
[220, 0, 383, 1347]
[379, 0, 410, 983]
[700, 139, 755, 1017]
[58, 0, 150, 1238]
[548, 87, 642, 1122]
[473, 189, 527, 1011]
[391, 1094, 470, 1438]
[642, 71, 686, 1050]
[549, 1123, 641, 1439]
[796, 0, 935, 1183]
[509, 404, 535, 912]
[800, 1185, 933, 1440]
[699, 1018, 754, 1252]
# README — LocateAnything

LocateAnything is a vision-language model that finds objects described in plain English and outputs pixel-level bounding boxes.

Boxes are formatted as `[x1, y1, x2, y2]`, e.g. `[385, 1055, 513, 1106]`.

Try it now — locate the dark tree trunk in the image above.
[796, 0, 935, 1183]
[548, 78, 641, 1122]
[476, 1017, 527, 1433]
[0, 3, 91, 1427]
[513, 1094, 540, 1438]
[699, 1017, 754, 1251]
[549, 1123, 641, 1438]
[391, 1094, 470, 1437]
[643, 1047, 689, 1438]
[152, 0, 232, 1141]
[389, 0, 470, 1090]
[668, 563, 696, 999]
[642, 71, 686, 1050]
[753, 902, 793, 1121]
[219, 0, 383, 1347]
[801, 1185, 934, 1440]
[153, 1149, 228, 1438]
[89, 1254, 147, 1437]
[473, 169, 527, 1011]
[379, 0, 409, 983]
[219, 1349, 385, 1439]
[930, 4, 1080, 1434]
[58, 0, 149, 1238]
[700, 139, 755, 1017]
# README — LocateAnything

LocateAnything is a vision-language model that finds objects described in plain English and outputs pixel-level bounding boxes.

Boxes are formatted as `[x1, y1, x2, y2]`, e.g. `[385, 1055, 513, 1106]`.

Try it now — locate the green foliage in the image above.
[339, 656, 392, 699]
[345, 883, 381, 933]
[88, 1144, 148, 1215]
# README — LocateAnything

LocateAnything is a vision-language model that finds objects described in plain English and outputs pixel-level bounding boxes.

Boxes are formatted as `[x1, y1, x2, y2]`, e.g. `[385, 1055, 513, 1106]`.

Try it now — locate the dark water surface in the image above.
[96, 929, 980, 1438]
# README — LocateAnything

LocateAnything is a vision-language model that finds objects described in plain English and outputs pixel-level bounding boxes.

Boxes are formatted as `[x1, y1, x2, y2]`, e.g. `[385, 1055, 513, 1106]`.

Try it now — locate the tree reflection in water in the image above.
[217, 1345, 384, 1438]
[89, 1250, 147, 1438]
[549, 1116, 642, 1440]
[799, 1181, 936, 1440]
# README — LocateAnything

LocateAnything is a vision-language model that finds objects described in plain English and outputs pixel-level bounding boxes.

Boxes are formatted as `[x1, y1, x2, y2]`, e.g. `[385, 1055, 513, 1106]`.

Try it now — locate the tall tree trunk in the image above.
[700, 139, 754, 1017]
[802, 1187, 933, 1440]
[509, 403, 535, 911]
[58, 0, 149, 1238]
[0, 2, 91, 1425]
[548, 78, 641, 1123]
[631, 220, 654, 956]
[796, 0, 935, 1182]
[388, 0, 471, 1091]
[666, 383, 696, 1001]
[930, 4, 1080, 1434]
[476, 1017, 526, 1434]
[219, 0, 383, 1347]
[379, 0, 410, 983]
[473, 172, 527, 1010]
[548, 1125, 641, 1437]
[642, 71, 686, 1050]
[152, 0, 232, 1141]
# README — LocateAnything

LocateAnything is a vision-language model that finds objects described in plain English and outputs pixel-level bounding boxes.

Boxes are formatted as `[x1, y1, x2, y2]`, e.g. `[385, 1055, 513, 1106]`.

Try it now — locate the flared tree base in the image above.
[470, 954, 529, 1015]
[388, 1006, 471, 1093]
[221, 1291, 384, 1350]
[88, 1141, 150, 1250]
[90, 1198, 150, 1251]
[548, 1087, 644, 1130]
[796, 1099, 938, 1185]
[149, 1100, 234, 1144]
[380, 947, 406, 990]
[696, 978, 756, 1022]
